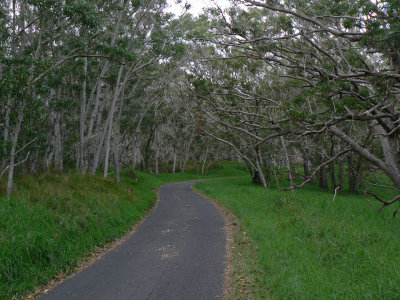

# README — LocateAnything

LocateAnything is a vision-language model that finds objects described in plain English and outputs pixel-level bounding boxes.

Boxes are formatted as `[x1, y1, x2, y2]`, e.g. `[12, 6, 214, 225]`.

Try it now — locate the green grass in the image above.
[195, 176, 400, 299]
[0, 161, 247, 299]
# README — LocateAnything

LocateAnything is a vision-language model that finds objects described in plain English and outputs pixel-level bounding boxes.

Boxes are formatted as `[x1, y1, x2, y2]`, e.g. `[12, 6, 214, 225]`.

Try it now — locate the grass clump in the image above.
[195, 177, 400, 299]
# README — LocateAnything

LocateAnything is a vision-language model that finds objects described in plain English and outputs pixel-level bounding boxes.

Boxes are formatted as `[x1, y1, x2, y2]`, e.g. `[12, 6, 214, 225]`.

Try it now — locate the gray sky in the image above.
[166, 0, 231, 16]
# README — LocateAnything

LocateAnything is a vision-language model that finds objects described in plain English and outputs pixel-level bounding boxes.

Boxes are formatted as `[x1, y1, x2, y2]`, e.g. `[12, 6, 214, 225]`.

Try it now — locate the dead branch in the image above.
[364, 190, 400, 212]
[0, 151, 31, 179]
[283, 148, 351, 190]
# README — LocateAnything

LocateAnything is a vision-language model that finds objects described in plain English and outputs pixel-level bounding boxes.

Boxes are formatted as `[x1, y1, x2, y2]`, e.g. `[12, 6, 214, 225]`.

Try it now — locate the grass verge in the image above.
[195, 177, 400, 299]
[0, 162, 247, 299]
[193, 186, 268, 299]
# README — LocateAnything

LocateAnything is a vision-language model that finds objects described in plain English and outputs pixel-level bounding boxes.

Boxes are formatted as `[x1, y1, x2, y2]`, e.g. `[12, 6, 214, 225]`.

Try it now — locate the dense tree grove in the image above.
[187, 0, 400, 210]
[0, 0, 228, 195]
[1, 0, 399, 209]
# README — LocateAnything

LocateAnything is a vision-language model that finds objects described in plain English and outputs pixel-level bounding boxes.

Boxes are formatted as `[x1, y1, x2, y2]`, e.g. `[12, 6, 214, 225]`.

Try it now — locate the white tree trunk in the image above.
[79, 55, 88, 173]
[375, 123, 400, 175]
[280, 136, 294, 191]
[91, 116, 109, 175]
[201, 147, 209, 175]
[172, 151, 177, 173]
[3, 97, 10, 154]
[114, 81, 126, 183]
[54, 113, 63, 171]
[155, 152, 159, 174]
[87, 66, 109, 141]
[7, 101, 25, 195]
[86, 0, 128, 171]
[104, 65, 124, 178]
[255, 149, 267, 189]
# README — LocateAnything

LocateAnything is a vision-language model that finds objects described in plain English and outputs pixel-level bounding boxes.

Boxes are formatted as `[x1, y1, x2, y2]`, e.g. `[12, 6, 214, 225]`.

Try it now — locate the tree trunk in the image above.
[180, 132, 194, 172]
[79, 54, 88, 174]
[30, 148, 39, 174]
[3, 97, 11, 158]
[114, 86, 125, 183]
[155, 155, 159, 174]
[244, 158, 255, 179]
[301, 149, 310, 177]
[256, 151, 268, 189]
[7, 101, 25, 195]
[201, 147, 209, 175]
[143, 127, 155, 171]
[262, 155, 271, 183]
[243, 156, 262, 185]
[87, 0, 127, 140]
[90, 116, 110, 175]
[338, 158, 344, 191]
[182, 159, 187, 172]
[172, 151, 177, 173]
[54, 113, 63, 172]
[347, 154, 361, 193]
[114, 137, 120, 182]
[318, 166, 328, 190]
[280, 136, 294, 190]
[87, 68, 109, 142]
[86, 1, 128, 171]
[375, 123, 400, 175]
[329, 161, 336, 190]
[104, 65, 124, 178]
[348, 155, 355, 193]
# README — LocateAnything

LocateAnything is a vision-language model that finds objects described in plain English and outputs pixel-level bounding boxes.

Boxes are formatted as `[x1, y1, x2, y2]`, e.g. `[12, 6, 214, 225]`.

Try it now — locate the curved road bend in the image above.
[38, 181, 226, 300]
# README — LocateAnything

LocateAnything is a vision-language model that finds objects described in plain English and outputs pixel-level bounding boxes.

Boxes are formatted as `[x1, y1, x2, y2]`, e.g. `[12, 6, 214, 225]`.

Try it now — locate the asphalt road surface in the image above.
[38, 181, 226, 300]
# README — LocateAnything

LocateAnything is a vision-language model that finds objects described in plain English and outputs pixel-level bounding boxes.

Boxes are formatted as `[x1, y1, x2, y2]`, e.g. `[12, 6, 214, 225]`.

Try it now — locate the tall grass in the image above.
[0, 162, 247, 299]
[195, 176, 400, 299]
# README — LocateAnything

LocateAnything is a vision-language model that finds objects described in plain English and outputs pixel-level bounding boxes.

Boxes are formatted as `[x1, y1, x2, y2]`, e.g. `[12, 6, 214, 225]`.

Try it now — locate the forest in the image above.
[1, 0, 400, 205]
[1, 0, 400, 298]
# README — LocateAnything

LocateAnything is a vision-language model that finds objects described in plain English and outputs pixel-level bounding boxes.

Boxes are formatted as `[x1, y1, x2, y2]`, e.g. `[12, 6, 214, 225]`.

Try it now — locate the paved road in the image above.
[38, 181, 226, 300]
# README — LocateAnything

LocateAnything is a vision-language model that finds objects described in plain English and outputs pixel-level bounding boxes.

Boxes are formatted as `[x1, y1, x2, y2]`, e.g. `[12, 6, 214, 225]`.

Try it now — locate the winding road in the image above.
[38, 181, 226, 300]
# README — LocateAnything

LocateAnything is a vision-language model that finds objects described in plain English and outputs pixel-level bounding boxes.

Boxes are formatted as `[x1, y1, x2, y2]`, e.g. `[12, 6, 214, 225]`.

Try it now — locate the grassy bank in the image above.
[0, 162, 247, 299]
[195, 177, 400, 299]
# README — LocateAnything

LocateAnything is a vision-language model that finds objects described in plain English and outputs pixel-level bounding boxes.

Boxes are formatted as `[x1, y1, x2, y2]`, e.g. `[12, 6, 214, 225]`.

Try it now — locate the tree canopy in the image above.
[1, 0, 399, 211]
